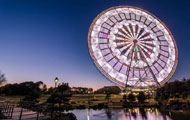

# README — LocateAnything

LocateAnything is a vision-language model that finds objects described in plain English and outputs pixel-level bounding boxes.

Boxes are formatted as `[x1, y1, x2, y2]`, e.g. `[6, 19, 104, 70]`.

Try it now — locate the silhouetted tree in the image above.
[0, 72, 6, 86]
[155, 79, 190, 104]
[95, 86, 121, 94]
[123, 94, 127, 102]
[105, 90, 111, 103]
[41, 84, 47, 94]
[22, 81, 44, 102]
[22, 89, 41, 102]
[47, 83, 72, 112]
[47, 87, 54, 94]
[137, 92, 146, 103]
[128, 93, 136, 102]
[0, 81, 44, 100]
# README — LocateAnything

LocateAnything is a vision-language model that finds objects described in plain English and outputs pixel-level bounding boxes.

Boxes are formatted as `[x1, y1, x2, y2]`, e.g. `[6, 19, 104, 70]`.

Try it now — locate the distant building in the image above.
[71, 87, 93, 94]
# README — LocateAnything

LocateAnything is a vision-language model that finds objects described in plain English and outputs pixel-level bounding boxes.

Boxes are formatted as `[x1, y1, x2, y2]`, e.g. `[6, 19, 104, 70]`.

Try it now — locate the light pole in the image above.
[54, 77, 59, 88]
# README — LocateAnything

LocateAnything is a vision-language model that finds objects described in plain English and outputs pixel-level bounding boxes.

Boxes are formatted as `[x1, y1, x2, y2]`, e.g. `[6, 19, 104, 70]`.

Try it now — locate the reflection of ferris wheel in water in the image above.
[88, 6, 178, 89]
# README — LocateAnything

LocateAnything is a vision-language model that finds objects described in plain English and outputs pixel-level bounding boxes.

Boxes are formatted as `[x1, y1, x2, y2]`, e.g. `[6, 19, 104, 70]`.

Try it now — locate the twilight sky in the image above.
[0, 0, 189, 89]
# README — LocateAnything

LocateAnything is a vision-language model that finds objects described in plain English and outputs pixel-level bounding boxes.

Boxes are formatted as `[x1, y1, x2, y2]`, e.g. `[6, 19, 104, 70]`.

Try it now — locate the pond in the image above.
[68, 108, 190, 120]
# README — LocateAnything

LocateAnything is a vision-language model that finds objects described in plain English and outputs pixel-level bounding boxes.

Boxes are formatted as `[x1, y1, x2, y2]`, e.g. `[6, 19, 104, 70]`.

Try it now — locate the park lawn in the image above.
[39, 94, 50, 103]
[71, 94, 108, 106]
[0, 97, 6, 101]
[0, 94, 159, 106]
[0, 94, 123, 106]
[70, 94, 123, 107]
[1, 94, 189, 108]
[0, 96, 24, 103]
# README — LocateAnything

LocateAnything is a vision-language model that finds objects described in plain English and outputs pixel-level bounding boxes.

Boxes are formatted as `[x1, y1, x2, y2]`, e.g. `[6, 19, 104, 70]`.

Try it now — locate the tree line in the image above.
[155, 78, 190, 103]
[0, 81, 46, 96]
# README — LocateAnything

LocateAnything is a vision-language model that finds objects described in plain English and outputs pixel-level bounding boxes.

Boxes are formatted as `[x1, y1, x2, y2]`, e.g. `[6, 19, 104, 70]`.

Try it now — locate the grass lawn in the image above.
[0, 96, 23, 103]
[71, 94, 122, 106]
[0, 94, 161, 107]
[0, 94, 122, 105]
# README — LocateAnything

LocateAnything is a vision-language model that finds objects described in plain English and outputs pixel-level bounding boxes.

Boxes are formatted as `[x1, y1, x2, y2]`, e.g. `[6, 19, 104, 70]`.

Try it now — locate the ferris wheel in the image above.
[88, 6, 178, 89]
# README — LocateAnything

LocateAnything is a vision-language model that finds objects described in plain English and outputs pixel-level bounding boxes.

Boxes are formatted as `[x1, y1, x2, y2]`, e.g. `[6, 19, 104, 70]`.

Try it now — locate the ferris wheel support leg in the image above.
[138, 46, 161, 88]
[145, 60, 161, 88]
[125, 46, 135, 89]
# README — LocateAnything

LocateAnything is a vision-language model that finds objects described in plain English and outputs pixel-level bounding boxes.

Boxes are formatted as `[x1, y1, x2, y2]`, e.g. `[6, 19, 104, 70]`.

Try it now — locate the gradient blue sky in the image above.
[0, 0, 189, 89]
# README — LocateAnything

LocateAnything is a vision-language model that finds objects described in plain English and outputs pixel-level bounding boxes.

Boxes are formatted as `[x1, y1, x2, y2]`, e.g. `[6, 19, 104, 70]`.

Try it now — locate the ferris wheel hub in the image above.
[133, 39, 138, 44]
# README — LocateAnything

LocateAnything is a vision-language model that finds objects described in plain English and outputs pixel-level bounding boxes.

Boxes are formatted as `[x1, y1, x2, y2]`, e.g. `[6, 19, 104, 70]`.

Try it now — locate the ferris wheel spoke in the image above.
[140, 38, 154, 42]
[140, 45, 154, 53]
[114, 39, 130, 43]
[141, 42, 155, 48]
[137, 28, 145, 39]
[116, 43, 131, 49]
[115, 33, 126, 39]
[139, 32, 150, 39]
[139, 46, 150, 58]
[123, 25, 133, 37]
[120, 45, 132, 55]
[129, 24, 134, 37]
[135, 24, 139, 37]
[118, 28, 131, 38]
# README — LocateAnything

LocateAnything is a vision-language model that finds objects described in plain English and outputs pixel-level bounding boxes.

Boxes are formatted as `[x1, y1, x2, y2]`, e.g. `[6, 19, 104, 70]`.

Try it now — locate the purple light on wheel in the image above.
[103, 33, 108, 38]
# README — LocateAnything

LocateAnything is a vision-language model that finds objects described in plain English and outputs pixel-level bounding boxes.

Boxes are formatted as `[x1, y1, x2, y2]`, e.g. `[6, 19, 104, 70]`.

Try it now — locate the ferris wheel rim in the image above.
[87, 6, 178, 88]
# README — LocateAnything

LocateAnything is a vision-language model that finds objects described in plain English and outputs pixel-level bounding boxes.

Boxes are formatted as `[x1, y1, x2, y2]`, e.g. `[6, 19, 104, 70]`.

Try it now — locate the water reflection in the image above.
[68, 108, 190, 120]
[139, 108, 147, 119]
[87, 109, 91, 120]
